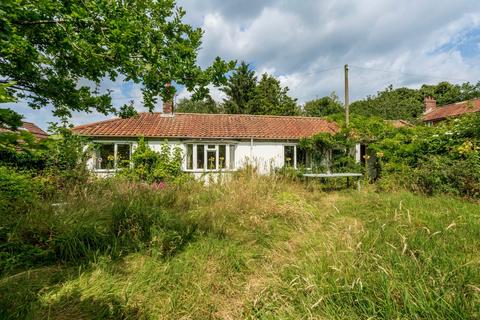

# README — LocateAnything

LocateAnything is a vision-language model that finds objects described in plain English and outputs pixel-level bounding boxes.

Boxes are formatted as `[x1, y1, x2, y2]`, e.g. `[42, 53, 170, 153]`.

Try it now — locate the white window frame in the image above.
[184, 143, 236, 172]
[94, 141, 133, 172]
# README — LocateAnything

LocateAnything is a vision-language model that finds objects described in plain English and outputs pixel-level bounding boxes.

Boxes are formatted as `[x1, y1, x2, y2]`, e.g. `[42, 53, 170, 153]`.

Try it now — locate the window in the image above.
[297, 148, 307, 167]
[97, 144, 115, 169]
[186, 144, 193, 170]
[207, 147, 216, 170]
[284, 145, 309, 169]
[196, 145, 205, 169]
[185, 144, 236, 171]
[95, 143, 132, 170]
[219, 145, 226, 169]
[284, 145, 295, 167]
[117, 144, 131, 168]
[229, 145, 235, 169]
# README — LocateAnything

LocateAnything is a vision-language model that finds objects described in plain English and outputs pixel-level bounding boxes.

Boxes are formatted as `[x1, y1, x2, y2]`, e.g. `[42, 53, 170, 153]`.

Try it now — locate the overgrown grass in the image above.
[1, 174, 479, 319]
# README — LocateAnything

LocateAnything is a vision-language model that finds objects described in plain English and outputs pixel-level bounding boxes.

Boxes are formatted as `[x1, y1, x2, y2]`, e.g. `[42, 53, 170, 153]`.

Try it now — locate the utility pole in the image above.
[344, 64, 349, 127]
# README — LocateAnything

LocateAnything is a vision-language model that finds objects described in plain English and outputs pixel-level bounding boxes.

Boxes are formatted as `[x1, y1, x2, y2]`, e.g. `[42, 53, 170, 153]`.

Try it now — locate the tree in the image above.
[247, 73, 300, 116]
[419, 81, 480, 105]
[303, 93, 343, 117]
[351, 81, 480, 121]
[175, 96, 220, 114]
[0, 0, 235, 120]
[0, 108, 22, 130]
[0, 83, 22, 129]
[221, 61, 257, 114]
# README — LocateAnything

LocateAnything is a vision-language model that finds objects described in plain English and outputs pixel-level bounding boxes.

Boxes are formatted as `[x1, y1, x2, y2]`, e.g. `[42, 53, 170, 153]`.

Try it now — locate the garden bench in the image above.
[303, 173, 363, 191]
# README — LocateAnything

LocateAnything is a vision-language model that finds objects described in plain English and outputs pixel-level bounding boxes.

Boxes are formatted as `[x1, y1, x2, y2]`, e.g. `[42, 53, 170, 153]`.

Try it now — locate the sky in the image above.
[5, 0, 480, 131]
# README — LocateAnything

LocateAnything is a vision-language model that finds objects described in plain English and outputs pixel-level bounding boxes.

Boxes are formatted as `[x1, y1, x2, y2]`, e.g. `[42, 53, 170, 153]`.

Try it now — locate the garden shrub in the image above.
[0, 167, 41, 210]
[411, 155, 480, 197]
[120, 137, 185, 183]
[303, 113, 480, 198]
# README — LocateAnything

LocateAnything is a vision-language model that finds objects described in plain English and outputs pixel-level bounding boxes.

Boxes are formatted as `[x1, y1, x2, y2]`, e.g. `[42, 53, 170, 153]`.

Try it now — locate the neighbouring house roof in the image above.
[0, 121, 49, 139]
[423, 98, 480, 122]
[72, 112, 339, 140]
[385, 119, 412, 128]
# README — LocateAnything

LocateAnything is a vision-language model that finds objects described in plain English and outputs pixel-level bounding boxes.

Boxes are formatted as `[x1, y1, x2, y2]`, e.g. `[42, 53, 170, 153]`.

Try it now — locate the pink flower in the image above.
[150, 181, 166, 190]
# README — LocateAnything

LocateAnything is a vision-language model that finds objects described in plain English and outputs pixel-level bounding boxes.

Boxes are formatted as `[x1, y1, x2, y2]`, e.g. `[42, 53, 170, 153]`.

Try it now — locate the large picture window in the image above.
[95, 143, 132, 170]
[185, 143, 236, 171]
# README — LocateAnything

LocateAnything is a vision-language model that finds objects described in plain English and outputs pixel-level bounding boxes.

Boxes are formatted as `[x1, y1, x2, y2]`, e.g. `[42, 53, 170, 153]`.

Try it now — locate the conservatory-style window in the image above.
[185, 144, 236, 171]
[284, 145, 307, 168]
[95, 143, 132, 170]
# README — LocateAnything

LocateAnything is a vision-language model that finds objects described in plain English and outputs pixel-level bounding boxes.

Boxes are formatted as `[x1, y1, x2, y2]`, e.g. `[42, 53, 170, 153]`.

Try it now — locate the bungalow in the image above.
[423, 97, 480, 125]
[72, 109, 339, 177]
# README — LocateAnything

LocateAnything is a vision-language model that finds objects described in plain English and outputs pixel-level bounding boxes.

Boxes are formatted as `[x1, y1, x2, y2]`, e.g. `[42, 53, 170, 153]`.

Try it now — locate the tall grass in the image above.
[0, 174, 479, 319]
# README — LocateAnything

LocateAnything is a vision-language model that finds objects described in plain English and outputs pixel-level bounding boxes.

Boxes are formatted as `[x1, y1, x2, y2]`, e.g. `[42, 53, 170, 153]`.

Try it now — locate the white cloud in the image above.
[7, 0, 480, 129]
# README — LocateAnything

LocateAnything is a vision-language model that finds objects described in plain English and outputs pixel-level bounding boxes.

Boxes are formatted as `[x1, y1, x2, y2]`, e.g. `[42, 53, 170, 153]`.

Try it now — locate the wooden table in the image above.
[303, 173, 363, 190]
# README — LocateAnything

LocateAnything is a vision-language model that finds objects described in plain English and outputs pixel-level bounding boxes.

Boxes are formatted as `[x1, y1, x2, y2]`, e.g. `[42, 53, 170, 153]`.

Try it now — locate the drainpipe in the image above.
[250, 138, 253, 158]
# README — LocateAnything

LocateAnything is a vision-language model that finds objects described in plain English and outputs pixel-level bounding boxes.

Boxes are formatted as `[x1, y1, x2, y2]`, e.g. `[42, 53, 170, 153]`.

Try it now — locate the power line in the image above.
[349, 64, 472, 83]
[304, 65, 343, 76]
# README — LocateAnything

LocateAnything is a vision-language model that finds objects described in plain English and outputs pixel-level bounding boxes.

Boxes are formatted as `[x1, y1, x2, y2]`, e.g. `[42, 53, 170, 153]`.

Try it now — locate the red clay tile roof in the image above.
[423, 99, 480, 122]
[72, 113, 339, 140]
[0, 121, 48, 139]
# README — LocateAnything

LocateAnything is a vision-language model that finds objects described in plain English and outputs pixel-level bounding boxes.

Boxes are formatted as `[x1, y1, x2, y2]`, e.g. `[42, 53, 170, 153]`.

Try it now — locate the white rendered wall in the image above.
[90, 138, 293, 175]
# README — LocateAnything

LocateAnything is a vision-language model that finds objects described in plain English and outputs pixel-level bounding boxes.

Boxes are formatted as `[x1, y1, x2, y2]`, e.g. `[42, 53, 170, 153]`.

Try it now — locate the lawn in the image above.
[1, 175, 479, 319]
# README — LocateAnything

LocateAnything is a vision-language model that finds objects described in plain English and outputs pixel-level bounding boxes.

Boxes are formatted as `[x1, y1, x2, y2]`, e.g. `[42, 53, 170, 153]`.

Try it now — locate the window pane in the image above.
[297, 147, 307, 167]
[284, 146, 294, 167]
[186, 144, 193, 170]
[207, 150, 216, 170]
[97, 144, 115, 169]
[219, 145, 226, 169]
[208, 144, 215, 149]
[117, 144, 131, 168]
[229, 145, 235, 169]
[197, 145, 204, 169]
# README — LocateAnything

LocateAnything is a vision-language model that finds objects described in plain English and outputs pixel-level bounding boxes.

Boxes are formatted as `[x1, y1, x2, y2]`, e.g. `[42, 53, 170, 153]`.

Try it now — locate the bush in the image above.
[411, 155, 480, 197]
[0, 167, 42, 210]
[120, 137, 185, 183]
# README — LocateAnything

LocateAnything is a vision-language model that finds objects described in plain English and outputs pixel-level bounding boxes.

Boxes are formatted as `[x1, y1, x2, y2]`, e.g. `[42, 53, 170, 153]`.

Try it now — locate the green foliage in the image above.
[221, 61, 258, 114]
[300, 127, 361, 173]
[0, 130, 46, 169]
[0, 167, 41, 210]
[221, 63, 300, 116]
[248, 73, 300, 116]
[0, 108, 22, 130]
[303, 92, 343, 117]
[0, 0, 234, 119]
[175, 96, 221, 114]
[351, 81, 480, 120]
[122, 137, 184, 183]
[302, 112, 480, 197]
[0, 126, 91, 194]
[117, 103, 138, 119]
[0, 82, 16, 103]
[411, 155, 480, 197]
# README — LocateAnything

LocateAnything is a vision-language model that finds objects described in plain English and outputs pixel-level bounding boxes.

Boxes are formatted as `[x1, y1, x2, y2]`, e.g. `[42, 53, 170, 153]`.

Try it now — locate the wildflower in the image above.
[458, 141, 474, 154]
